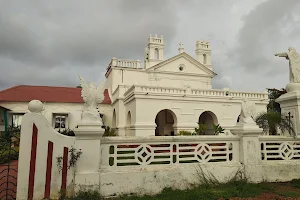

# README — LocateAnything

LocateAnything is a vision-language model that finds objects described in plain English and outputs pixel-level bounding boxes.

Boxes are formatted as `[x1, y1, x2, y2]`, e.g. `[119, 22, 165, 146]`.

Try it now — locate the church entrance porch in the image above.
[155, 109, 177, 136]
[199, 111, 218, 135]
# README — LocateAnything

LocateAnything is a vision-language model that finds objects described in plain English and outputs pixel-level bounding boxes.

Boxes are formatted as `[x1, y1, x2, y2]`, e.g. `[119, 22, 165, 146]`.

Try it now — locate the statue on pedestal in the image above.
[79, 76, 105, 124]
[239, 98, 256, 125]
[275, 47, 300, 83]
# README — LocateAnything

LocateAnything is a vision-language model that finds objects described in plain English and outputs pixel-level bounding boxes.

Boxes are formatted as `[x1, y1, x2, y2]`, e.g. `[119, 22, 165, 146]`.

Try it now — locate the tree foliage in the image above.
[255, 111, 295, 136]
[266, 88, 286, 113]
[255, 88, 294, 136]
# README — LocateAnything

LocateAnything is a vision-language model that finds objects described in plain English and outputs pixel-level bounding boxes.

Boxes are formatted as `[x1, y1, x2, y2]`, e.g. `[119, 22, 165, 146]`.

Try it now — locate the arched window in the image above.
[126, 111, 132, 136]
[203, 54, 207, 64]
[154, 48, 159, 60]
[112, 109, 116, 128]
[155, 109, 177, 136]
[199, 111, 218, 135]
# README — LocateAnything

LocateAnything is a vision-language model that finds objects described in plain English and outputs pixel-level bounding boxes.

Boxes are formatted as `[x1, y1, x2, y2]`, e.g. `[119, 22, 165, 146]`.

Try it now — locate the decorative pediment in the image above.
[146, 52, 217, 77]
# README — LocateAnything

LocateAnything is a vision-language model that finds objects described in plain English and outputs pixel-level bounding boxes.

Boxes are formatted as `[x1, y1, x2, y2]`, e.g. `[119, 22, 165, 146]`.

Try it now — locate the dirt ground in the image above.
[228, 182, 300, 200]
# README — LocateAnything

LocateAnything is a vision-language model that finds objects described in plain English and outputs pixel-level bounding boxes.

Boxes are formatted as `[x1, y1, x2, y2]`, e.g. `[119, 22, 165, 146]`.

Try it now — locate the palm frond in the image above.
[255, 111, 295, 137]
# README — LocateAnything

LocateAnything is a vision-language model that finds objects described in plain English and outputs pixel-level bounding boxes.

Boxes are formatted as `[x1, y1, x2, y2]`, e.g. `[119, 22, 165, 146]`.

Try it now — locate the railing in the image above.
[123, 85, 268, 100]
[101, 136, 240, 167]
[260, 136, 300, 161]
[139, 86, 186, 95]
[192, 89, 226, 96]
[192, 89, 268, 99]
[111, 58, 141, 68]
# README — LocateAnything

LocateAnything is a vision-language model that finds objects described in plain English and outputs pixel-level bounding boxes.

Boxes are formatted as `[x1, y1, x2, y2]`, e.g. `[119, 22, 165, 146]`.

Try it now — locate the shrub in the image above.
[103, 126, 117, 137]
[194, 123, 207, 135]
[58, 128, 75, 136]
[0, 147, 19, 164]
[212, 124, 225, 135]
[178, 130, 192, 136]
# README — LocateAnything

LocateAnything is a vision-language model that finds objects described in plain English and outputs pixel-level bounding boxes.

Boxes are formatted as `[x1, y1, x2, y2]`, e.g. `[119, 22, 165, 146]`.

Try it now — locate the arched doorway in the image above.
[112, 109, 116, 128]
[126, 111, 132, 136]
[155, 109, 177, 136]
[198, 111, 218, 135]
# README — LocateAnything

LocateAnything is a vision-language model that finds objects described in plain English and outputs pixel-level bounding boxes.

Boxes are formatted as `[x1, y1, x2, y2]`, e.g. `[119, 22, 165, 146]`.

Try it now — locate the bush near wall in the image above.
[0, 127, 20, 164]
[0, 147, 19, 164]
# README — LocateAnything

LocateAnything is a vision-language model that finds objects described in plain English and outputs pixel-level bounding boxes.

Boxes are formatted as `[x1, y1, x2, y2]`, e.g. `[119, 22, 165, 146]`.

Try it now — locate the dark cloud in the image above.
[1, 0, 300, 93]
[0, 0, 181, 90]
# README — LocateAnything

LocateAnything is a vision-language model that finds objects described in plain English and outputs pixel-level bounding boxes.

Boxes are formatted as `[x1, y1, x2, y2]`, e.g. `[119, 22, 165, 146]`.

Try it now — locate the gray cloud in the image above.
[0, 0, 300, 93]
[0, 0, 181, 89]
[231, 0, 300, 74]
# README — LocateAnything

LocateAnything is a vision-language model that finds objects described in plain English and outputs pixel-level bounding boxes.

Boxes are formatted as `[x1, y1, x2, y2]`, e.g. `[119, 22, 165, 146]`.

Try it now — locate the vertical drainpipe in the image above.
[4, 109, 8, 136]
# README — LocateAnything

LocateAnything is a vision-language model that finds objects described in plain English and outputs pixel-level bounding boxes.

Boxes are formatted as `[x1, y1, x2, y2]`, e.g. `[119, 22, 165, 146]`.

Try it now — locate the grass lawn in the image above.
[115, 180, 300, 200]
[68, 179, 300, 200]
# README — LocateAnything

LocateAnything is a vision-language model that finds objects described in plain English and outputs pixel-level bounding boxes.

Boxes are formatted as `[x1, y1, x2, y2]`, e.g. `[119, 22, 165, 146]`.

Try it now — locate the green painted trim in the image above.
[4, 110, 8, 136]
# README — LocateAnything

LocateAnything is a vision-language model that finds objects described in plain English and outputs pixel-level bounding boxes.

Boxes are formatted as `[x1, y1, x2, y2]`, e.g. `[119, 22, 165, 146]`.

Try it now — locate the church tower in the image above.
[195, 40, 212, 70]
[144, 34, 164, 69]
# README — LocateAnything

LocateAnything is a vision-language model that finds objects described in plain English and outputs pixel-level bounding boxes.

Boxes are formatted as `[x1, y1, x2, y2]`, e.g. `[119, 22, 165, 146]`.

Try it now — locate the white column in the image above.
[74, 123, 105, 191]
[231, 118, 264, 182]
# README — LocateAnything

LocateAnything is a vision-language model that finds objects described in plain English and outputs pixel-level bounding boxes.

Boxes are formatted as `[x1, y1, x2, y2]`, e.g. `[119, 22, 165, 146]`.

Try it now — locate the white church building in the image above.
[0, 34, 269, 136]
[105, 34, 268, 137]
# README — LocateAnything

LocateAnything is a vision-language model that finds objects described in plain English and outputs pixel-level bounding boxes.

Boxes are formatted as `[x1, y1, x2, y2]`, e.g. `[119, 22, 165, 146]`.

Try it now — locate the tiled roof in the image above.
[0, 85, 111, 104]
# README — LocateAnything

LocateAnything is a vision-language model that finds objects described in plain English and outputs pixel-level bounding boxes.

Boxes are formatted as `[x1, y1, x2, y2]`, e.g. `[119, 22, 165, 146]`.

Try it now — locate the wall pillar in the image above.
[231, 118, 264, 182]
[74, 123, 105, 191]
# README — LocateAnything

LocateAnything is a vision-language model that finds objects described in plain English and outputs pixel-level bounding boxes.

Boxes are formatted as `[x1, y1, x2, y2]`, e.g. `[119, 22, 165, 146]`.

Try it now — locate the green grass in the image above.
[291, 178, 300, 188]
[119, 181, 266, 200]
[57, 180, 300, 200]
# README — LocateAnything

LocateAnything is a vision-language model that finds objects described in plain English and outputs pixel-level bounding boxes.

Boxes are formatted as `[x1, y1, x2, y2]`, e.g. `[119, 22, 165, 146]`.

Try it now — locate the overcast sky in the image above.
[0, 0, 300, 92]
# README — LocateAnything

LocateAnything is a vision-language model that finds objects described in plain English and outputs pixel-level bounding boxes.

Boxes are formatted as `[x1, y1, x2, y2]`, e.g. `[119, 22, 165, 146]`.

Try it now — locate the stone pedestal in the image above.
[74, 122, 105, 190]
[231, 121, 264, 182]
[276, 89, 300, 137]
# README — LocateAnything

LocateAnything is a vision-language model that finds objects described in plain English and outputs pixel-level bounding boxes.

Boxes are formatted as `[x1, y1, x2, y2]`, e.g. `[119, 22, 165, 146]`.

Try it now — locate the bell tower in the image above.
[195, 40, 212, 70]
[144, 34, 164, 69]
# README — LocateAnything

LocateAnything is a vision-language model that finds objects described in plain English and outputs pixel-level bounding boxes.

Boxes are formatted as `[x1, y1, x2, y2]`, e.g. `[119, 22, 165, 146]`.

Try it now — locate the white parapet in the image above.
[111, 57, 141, 69]
[123, 85, 268, 100]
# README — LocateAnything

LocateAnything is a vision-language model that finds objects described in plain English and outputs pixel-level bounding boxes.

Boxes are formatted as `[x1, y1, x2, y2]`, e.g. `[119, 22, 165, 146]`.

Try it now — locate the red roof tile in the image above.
[0, 85, 111, 104]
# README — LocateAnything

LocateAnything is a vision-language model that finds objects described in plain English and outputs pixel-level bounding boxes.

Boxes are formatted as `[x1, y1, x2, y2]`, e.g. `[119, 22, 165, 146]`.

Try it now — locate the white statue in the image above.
[275, 47, 300, 83]
[79, 76, 105, 124]
[239, 98, 256, 124]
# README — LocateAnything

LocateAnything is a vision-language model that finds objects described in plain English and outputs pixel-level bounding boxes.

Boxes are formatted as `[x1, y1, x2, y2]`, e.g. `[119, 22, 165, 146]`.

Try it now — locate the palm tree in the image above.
[255, 111, 295, 137]
[254, 88, 295, 137]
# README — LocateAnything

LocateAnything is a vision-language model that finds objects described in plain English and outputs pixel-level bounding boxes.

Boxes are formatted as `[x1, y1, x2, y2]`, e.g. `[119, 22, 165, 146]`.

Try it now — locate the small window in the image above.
[203, 54, 207, 64]
[12, 114, 24, 128]
[154, 48, 159, 60]
[53, 114, 68, 130]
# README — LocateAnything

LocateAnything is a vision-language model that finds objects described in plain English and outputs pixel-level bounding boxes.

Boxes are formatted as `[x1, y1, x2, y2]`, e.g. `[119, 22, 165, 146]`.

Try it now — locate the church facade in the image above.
[105, 34, 269, 136]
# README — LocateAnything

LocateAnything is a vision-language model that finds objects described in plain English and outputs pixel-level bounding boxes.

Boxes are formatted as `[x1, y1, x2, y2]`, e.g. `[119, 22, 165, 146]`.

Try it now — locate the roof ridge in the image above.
[0, 85, 80, 91]
[0, 85, 23, 94]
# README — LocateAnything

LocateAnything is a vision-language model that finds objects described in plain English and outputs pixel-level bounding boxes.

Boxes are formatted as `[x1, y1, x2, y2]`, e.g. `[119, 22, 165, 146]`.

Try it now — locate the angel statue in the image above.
[79, 76, 105, 124]
[275, 47, 300, 83]
[239, 98, 256, 124]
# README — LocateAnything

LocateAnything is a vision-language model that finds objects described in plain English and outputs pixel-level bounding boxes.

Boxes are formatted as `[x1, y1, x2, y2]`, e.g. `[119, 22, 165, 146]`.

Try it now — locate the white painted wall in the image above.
[17, 105, 300, 199]
[0, 102, 112, 130]
[17, 113, 76, 200]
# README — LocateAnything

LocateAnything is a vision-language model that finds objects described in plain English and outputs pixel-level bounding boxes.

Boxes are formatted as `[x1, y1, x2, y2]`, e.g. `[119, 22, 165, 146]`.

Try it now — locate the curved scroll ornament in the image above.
[195, 143, 212, 162]
[279, 142, 293, 160]
[136, 144, 153, 165]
